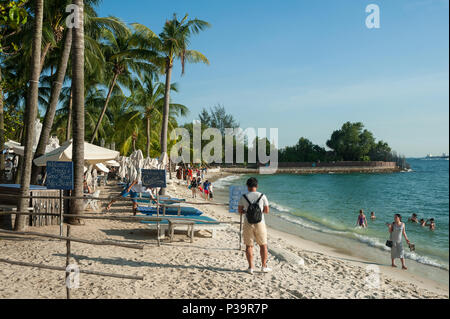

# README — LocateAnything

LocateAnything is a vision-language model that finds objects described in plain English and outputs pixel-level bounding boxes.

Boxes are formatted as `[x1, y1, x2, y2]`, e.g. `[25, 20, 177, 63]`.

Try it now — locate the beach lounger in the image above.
[136, 196, 186, 205]
[137, 206, 203, 216]
[140, 215, 226, 239]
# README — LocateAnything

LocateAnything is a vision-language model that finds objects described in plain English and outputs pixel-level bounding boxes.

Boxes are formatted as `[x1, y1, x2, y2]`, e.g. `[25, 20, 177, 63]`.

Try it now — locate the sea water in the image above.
[213, 159, 449, 282]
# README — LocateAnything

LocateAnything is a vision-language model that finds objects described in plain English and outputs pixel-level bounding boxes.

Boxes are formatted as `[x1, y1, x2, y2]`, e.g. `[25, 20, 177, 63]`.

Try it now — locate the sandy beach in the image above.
[0, 171, 448, 299]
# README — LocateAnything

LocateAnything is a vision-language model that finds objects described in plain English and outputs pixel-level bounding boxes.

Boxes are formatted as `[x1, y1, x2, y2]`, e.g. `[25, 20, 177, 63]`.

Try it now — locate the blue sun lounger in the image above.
[137, 206, 203, 216]
[140, 214, 226, 240]
[136, 196, 186, 205]
[140, 214, 219, 225]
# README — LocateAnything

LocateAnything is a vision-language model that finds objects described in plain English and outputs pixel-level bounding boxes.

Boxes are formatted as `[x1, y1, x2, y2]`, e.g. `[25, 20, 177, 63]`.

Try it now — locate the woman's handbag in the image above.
[386, 240, 393, 248]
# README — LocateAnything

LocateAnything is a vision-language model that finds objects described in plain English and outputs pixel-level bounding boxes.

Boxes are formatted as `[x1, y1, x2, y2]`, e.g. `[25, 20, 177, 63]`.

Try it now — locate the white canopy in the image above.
[34, 140, 120, 167]
[6, 137, 60, 156]
[95, 163, 110, 173]
[105, 160, 120, 167]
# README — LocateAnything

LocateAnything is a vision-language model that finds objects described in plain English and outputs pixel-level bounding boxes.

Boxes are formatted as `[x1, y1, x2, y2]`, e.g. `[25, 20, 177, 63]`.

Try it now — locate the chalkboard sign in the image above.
[141, 169, 166, 188]
[229, 185, 248, 213]
[46, 161, 74, 190]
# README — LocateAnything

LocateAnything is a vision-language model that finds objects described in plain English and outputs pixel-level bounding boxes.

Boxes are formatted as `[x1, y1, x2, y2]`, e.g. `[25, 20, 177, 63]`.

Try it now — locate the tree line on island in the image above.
[180, 107, 409, 169]
[279, 122, 409, 169]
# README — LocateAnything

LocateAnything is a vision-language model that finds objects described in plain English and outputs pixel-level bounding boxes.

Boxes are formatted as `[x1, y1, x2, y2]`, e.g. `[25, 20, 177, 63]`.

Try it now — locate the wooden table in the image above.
[168, 220, 195, 243]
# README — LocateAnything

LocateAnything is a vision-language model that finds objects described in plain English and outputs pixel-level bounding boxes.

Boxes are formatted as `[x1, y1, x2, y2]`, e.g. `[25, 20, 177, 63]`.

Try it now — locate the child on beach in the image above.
[238, 177, 272, 274]
[370, 212, 376, 220]
[356, 210, 368, 228]
[387, 214, 411, 270]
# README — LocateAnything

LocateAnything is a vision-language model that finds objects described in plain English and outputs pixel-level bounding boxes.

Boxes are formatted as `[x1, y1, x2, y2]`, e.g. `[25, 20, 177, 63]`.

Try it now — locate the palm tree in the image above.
[15, 0, 44, 231]
[130, 75, 188, 157]
[69, 0, 84, 223]
[133, 14, 210, 194]
[89, 26, 158, 144]
[30, 27, 72, 184]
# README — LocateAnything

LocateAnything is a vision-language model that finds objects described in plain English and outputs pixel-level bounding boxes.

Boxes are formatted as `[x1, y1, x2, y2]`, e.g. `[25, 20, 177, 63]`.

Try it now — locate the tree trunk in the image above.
[31, 29, 72, 184]
[66, 89, 73, 141]
[146, 115, 151, 158]
[15, 0, 44, 231]
[70, 0, 85, 222]
[69, 0, 85, 224]
[159, 58, 172, 195]
[90, 73, 118, 144]
[39, 42, 51, 75]
[0, 68, 5, 183]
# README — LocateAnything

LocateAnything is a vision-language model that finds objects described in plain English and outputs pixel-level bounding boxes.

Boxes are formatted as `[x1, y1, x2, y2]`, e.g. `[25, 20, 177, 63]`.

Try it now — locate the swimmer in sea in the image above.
[356, 210, 368, 228]
[426, 218, 436, 231]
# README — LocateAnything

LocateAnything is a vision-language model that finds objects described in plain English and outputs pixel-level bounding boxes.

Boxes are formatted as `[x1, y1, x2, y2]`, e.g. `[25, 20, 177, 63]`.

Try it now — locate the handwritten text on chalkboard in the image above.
[47, 161, 74, 190]
[141, 169, 166, 188]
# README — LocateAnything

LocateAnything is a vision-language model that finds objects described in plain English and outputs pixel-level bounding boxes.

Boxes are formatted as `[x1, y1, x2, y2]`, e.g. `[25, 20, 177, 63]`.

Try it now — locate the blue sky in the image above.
[98, 0, 449, 157]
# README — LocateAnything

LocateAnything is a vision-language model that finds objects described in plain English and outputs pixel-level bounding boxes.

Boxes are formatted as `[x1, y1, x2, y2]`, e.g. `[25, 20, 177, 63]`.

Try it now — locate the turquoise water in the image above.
[215, 159, 449, 269]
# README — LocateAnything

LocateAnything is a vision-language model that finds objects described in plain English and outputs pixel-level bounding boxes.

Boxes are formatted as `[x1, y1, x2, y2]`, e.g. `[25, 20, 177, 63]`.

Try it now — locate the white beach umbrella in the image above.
[33, 140, 120, 167]
[105, 160, 120, 167]
[95, 163, 110, 173]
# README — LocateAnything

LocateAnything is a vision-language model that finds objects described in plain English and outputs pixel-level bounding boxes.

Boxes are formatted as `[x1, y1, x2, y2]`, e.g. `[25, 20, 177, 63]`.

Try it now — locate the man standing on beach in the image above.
[238, 177, 272, 274]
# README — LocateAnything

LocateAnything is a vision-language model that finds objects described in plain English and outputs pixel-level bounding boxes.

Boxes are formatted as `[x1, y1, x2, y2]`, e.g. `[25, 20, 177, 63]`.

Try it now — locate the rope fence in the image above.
[0, 225, 144, 299]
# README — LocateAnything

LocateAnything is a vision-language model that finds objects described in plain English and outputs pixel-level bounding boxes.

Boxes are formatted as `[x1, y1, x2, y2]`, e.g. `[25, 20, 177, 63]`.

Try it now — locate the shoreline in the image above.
[222, 167, 401, 175]
[208, 171, 449, 295]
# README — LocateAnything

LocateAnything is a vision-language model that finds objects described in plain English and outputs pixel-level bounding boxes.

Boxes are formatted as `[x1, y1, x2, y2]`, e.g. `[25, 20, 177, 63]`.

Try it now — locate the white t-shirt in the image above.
[238, 192, 269, 223]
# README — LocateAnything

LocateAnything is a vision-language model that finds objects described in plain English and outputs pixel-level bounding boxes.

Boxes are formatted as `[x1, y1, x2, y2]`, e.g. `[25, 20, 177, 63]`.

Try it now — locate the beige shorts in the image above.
[243, 220, 268, 246]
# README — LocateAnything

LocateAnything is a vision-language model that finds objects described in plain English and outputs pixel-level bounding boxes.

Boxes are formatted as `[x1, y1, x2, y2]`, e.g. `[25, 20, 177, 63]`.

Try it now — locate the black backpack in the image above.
[243, 194, 264, 224]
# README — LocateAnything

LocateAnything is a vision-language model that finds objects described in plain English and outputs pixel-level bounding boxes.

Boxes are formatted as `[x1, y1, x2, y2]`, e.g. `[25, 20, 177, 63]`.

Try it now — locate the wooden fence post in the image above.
[66, 225, 71, 299]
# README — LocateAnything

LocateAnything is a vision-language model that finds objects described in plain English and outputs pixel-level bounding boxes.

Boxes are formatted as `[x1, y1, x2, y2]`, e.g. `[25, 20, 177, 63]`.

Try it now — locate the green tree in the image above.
[326, 122, 375, 161]
[130, 75, 187, 157]
[90, 23, 157, 143]
[279, 137, 328, 162]
[0, 0, 28, 182]
[199, 104, 239, 135]
[369, 140, 392, 161]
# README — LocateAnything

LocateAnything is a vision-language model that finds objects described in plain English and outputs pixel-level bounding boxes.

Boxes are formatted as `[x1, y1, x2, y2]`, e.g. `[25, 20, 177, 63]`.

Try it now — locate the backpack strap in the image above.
[255, 194, 264, 204]
[243, 194, 251, 205]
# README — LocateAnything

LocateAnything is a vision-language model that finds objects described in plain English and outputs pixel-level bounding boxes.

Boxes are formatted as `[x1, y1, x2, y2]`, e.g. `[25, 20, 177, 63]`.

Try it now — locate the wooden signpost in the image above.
[46, 161, 74, 236]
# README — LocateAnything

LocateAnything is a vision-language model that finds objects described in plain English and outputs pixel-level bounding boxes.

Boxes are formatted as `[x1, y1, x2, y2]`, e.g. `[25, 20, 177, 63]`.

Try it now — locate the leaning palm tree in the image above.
[89, 26, 158, 143]
[15, 0, 45, 231]
[70, 0, 85, 223]
[133, 15, 210, 194]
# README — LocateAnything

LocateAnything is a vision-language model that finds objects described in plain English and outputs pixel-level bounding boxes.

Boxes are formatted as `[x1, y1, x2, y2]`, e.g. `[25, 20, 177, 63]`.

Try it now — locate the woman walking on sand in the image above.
[387, 214, 411, 270]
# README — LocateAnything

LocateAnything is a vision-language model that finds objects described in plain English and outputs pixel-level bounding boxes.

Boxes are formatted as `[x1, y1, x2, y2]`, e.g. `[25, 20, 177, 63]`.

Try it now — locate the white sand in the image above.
[0, 172, 448, 299]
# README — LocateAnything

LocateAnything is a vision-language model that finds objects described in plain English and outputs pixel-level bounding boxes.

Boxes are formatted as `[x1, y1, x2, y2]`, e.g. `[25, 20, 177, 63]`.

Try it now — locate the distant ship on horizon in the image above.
[425, 153, 449, 159]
